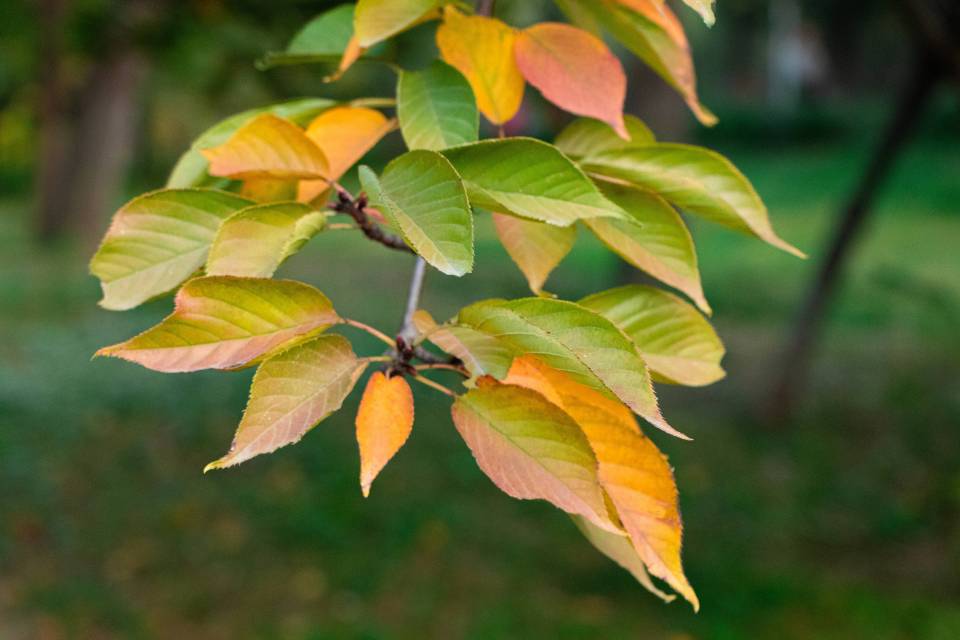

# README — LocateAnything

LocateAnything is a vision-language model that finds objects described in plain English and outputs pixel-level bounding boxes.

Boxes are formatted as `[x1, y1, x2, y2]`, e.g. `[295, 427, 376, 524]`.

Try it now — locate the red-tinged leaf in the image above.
[96, 277, 339, 373]
[515, 22, 628, 137]
[355, 371, 415, 496]
[202, 113, 329, 180]
[451, 380, 620, 533]
[206, 335, 367, 470]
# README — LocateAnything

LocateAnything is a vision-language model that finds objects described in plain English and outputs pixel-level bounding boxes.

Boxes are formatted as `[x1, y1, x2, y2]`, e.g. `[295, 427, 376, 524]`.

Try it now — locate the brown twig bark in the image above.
[331, 190, 413, 253]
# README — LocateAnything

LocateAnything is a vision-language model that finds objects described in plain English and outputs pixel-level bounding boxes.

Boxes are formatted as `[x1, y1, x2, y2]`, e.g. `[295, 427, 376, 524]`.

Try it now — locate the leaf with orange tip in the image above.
[355, 371, 415, 496]
[515, 22, 628, 138]
[436, 6, 524, 125]
[327, 35, 366, 82]
[492, 213, 575, 295]
[96, 277, 339, 373]
[202, 113, 329, 180]
[504, 355, 699, 609]
[451, 380, 619, 533]
[205, 335, 367, 471]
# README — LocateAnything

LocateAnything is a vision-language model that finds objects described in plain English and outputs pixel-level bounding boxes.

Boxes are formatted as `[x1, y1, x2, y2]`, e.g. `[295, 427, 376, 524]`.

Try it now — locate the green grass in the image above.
[0, 127, 958, 639]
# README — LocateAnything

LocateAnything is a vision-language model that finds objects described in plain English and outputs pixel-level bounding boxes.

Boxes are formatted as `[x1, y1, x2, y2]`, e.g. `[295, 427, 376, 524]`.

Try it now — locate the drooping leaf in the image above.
[97, 277, 339, 373]
[259, 3, 357, 67]
[359, 150, 473, 276]
[91, 189, 254, 311]
[298, 106, 395, 201]
[585, 182, 709, 313]
[457, 297, 688, 439]
[355, 371, 415, 496]
[413, 310, 514, 380]
[492, 213, 576, 295]
[579, 284, 725, 386]
[206, 202, 327, 278]
[436, 6, 524, 125]
[504, 356, 698, 609]
[442, 138, 624, 225]
[205, 335, 367, 470]
[677, 0, 715, 26]
[451, 379, 618, 532]
[201, 114, 328, 181]
[560, 0, 716, 126]
[572, 516, 676, 602]
[240, 178, 299, 203]
[397, 61, 479, 151]
[167, 98, 336, 188]
[555, 115, 655, 161]
[515, 22, 628, 137]
[354, 0, 439, 47]
[584, 144, 804, 256]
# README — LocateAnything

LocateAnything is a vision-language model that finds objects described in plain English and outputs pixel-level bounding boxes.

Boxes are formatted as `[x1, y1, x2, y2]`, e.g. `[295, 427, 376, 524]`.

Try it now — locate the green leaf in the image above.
[555, 115, 655, 161]
[205, 335, 367, 470]
[493, 213, 576, 295]
[572, 516, 676, 603]
[579, 284, 725, 386]
[91, 189, 254, 311]
[397, 61, 478, 151]
[354, 0, 438, 47]
[442, 138, 624, 225]
[259, 4, 356, 68]
[451, 380, 618, 532]
[359, 150, 473, 276]
[97, 277, 339, 373]
[585, 182, 709, 313]
[413, 310, 514, 379]
[167, 98, 337, 188]
[585, 144, 804, 256]
[456, 297, 687, 439]
[206, 202, 327, 278]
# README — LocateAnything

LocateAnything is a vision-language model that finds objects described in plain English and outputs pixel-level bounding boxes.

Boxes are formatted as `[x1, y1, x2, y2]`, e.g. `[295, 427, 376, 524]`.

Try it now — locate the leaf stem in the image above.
[398, 256, 427, 341]
[413, 374, 456, 397]
[342, 318, 395, 347]
[416, 362, 469, 377]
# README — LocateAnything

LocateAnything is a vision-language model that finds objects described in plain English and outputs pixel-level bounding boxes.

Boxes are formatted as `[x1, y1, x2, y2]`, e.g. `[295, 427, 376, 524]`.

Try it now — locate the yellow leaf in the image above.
[355, 371, 415, 497]
[354, 0, 439, 47]
[505, 355, 699, 610]
[326, 35, 365, 83]
[492, 213, 575, 295]
[241, 178, 299, 203]
[202, 113, 329, 180]
[436, 6, 524, 125]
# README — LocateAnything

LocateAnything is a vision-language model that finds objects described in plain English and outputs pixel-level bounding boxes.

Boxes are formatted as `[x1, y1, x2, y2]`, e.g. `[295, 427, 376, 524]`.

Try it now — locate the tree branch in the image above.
[398, 256, 426, 341]
[476, 0, 496, 16]
[331, 190, 413, 254]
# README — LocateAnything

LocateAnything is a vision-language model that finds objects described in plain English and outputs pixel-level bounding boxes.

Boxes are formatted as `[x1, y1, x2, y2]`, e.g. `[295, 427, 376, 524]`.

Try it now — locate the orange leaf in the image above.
[202, 113, 329, 180]
[436, 6, 524, 125]
[326, 35, 365, 83]
[355, 371, 415, 497]
[298, 106, 395, 202]
[515, 23, 628, 138]
[505, 355, 699, 609]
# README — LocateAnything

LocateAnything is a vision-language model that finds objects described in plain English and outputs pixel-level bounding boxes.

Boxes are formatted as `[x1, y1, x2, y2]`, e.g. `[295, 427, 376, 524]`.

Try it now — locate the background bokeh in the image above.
[1, 1, 958, 638]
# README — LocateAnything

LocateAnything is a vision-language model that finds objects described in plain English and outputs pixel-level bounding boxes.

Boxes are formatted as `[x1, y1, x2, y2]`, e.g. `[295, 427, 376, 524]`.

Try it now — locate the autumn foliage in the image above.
[90, 0, 801, 610]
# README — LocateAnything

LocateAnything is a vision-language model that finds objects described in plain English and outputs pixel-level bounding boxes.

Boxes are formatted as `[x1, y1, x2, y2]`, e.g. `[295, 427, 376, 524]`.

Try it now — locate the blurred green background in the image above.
[1, 0, 959, 638]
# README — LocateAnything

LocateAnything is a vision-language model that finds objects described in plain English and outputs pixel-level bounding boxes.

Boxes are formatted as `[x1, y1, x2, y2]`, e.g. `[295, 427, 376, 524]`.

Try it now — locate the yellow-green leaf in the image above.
[206, 335, 367, 470]
[585, 144, 804, 257]
[206, 202, 327, 278]
[457, 297, 688, 439]
[354, 0, 438, 47]
[97, 277, 339, 373]
[90, 189, 254, 311]
[505, 356, 698, 609]
[492, 213, 576, 295]
[442, 138, 624, 225]
[451, 379, 618, 532]
[359, 150, 473, 276]
[586, 182, 709, 313]
[555, 115, 655, 161]
[436, 6, 524, 125]
[202, 113, 329, 180]
[397, 61, 479, 151]
[355, 371, 415, 497]
[413, 310, 514, 380]
[579, 284, 725, 386]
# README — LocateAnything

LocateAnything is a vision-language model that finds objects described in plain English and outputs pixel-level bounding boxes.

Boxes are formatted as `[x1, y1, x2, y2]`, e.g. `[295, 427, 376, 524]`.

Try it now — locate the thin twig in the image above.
[416, 362, 469, 377]
[330, 189, 413, 253]
[413, 374, 456, 397]
[477, 0, 496, 17]
[398, 257, 427, 341]
[342, 318, 395, 347]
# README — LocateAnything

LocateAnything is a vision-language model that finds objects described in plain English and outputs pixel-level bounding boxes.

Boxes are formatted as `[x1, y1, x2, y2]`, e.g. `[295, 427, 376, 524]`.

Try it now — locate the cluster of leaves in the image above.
[90, 0, 800, 610]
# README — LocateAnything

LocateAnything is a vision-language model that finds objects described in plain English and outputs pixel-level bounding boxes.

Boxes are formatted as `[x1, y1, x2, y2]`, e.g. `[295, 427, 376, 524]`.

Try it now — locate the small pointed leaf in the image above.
[202, 114, 328, 180]
[206, 335, 367, 470]
[356, 371, 415, 497]
[579, 284, 725, 386]
[397, 61, 479, 151]
[91, 189, 254, 311]
[206, 202, 327, 278]
[359, 150, 473, 276]
[493, 213, 576, 295]
[97, 277, 339, 373]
